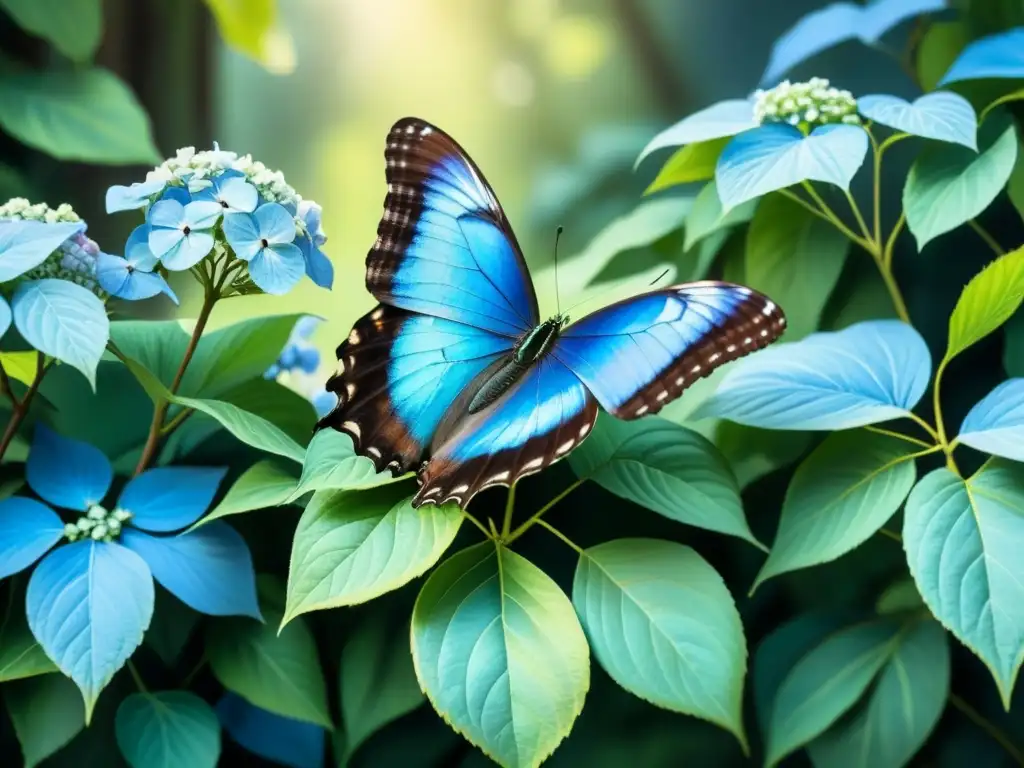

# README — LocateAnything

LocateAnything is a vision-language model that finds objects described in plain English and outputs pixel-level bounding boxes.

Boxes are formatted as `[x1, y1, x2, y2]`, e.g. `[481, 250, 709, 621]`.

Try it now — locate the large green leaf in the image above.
[207, 578, 331, 728]
[903, 112, 1018, 250]
[807, 620, 949, 768]
[195, 460, 298, 528]
[290, 429, 397, 500]
[216, 378, 316, 447]
[754, 430, 918, 590]
[904, 461, 1024, 706]
[0, 68, 159, 164]
[644, 138, 730, 195]
[1010, 145, 1024, 224]
[0, 0, 101, 61]
[917, 21, 970, 92]
[284, 486, 461, 622]
[568, 413, 762, 548]
[145, 589, 198, 667]
[765, 621, 902, 767]
[203, 0, 294, 72]
[173, 395, 305, 463]
[713, 422, 811, 490]
[115, 692, 220, 768]
[946, 244, 1024, 362]
[744, 194, 849, 340]
[5, 673, 85, 768]
[412, 542, 589, 768]
[573, 538, 748, 750]
[340, 610, 424, 763]
[0, 604, 56, 681]
[683, 181, 757, 251]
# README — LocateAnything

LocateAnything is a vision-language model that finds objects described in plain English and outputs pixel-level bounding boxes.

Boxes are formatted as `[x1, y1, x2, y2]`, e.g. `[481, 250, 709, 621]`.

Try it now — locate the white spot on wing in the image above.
[346, 383, 357, 399]
[523, 457, 544, 471]
[635, 405, 649, 416]
[343, 421, 361, 438]
[348, 329, 361, 344]
[556, 440, 575, 454]
[579, 423, 591, 437]
[763, 301, 776, 316]
[492, 471, 510, 482]
[452, 484, 469, 494]
[690, 364, 701, 374]
[656, 391, 669, 402]
[367, 446, 381, 458]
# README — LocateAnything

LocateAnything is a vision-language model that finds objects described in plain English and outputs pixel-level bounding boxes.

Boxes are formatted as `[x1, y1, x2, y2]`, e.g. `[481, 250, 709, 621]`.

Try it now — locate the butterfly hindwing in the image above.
[553, 281, 786, 419]
[367, 118, 539, 337]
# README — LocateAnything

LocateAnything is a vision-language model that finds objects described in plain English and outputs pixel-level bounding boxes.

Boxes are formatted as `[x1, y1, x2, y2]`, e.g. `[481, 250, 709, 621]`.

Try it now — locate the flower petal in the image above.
[298, 236, 333, 289]
[147, 199, 185, 230]
[159, 186, 192, 206]
[26, 425, 112, 511]
[0, 496, 64, 579]
[125, 224, 159, 270]
[297, 200, 325, 245]
[248, 243, 305, 295]
[96, 254, 178, 303]
[222, 212, 262, 260]
[117, 466, 227, 532]
[184, 200, 225, 230]
[148, 227, 184, 259]
[255, 203, 299, 245]
[219, 176, 259, 213]
[105, 179, 167, 213]
[161, 231, 215, 271]
[120, 524, 261, 619]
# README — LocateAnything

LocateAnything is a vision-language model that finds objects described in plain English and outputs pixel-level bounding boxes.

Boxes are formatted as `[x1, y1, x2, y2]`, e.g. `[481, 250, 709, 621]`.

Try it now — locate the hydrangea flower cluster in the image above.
[106, 145, 333, 296]
[264, 315, 338, 416]
[752, 77, 860, 130]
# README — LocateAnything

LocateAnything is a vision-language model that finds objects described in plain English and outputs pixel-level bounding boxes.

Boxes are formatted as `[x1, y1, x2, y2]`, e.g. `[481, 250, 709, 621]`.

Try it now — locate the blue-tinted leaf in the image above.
[120, 524, 260, 619]
[939, 27, 1024, 85]
[694, 320, 931, 430]
[115, 691, 221, 768]
[904, 462, 1024, 707]
[859, 92, 977, 149]
[0, 497, 63, 579]
[716, 124, 869, 211]
[26, 540, 154, 721]
[26, 425, 112, 511]
[12, 279, 108, 387]
[636, 100, 756, 165]
[217, 693, 325, 768]
[0, 296, 10, 339]
[0, 220, 83, 281]
[117, 467, 226, 532]
[957, 378, 1024, 460]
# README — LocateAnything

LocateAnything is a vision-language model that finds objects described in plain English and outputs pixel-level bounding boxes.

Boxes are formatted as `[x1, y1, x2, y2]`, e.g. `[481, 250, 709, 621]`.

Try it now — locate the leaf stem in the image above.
[878, 526, 902, 542]
[968, 219, 1005, 257]
[501, 483, 516, 538]
[863, 425, 934, 449]
[930, 357, 961, 474]
[126, 659, 148, 694]
[949, 692, 1024, 767]
[0, 352, 46, 463]
[883, 211, 906, 269]
[159, 408, 194, 436]
[801, 182, 874, 250]
[535, 519, 584, 554]
[844, 189, 873, 244]
[0, 362, 14, 406]
[461, 510, 490, 538]
[778, 188, 838, 226]
[505, 478, 584, 544]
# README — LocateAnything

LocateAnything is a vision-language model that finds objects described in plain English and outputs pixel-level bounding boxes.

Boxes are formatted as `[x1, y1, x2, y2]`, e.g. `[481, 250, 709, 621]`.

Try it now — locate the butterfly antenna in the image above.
[564, 266, 675, 317]
[650, 268, 671, 286]
[554, 225, 564, 315]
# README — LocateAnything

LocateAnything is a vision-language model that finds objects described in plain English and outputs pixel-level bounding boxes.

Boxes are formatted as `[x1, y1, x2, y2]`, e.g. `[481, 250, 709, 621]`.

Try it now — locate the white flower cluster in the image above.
[63, 505, 132, 543]
[753, 77, 860, 129]
[145, 143, 300, 207]
[0, 197, 80, 224]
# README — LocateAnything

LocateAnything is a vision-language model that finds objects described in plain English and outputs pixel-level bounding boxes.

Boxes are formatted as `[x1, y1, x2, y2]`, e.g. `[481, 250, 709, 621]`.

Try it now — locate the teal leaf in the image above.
[939, 27, 1024, 84]
[765, 620, 901, 767]
[753, 430, 919, 590]
[903, 461, 1024, 706]
[26, 540, 154, 722]
[0, 68, 159, 164]
[290, 429, 396, 500]
[716, 124, 869, 211]
[572, 538, 748, 750]
[145, 588, 198, 667]
[567, 413, 762, 548]
[284, 486, 461, 622]
[412, 541, 589, 768]
[903, 111, 1018, 249]
[172, 395, 305, 463]
[216, 692, 325, 768]
[807, 620, 949, 768]
[636, 100, 757, 165]
[115, 691, 221, 768]
[195, 460, 298, 528]
[0, 605, 56, 682]
[858, 92, 978, 149]
[12, 279, 108, 387]
[0, 220, 83, 281]
[4, 673, 85, 768]
[956, 378, 1024, 461]
[683, 180, 757, 251]
[0, 0, 102, 61]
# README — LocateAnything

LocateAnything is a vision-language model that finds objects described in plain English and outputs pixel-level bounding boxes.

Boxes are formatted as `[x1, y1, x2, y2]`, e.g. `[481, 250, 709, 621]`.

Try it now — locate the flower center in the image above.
[260, 238, 269, 248]
[182, 225, 192, 236]
[64, 505, 133, 543]
[753, 77, 860, 131]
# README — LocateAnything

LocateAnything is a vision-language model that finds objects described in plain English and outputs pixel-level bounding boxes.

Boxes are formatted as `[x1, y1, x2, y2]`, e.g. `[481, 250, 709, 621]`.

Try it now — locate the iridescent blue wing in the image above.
[553, 281, 787, 419]
[413, 356, 598, 508]
[366, 117, 539, 337]
[318, 304, 513, 474]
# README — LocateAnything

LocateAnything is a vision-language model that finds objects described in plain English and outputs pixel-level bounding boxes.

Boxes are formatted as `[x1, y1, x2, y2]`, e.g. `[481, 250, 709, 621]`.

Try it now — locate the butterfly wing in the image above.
[367, 117, 539, 337]
[553, 281, 786, 418]
[318, 304, 513, 474]
[413, 355, 598, 507]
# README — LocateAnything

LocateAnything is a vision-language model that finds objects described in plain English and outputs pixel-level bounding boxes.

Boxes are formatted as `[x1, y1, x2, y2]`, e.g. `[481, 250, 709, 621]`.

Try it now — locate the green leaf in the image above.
[568, 413, 762, 548]
[291, 429, 398, 500]
[340, 610, 424, 762]
[645, 137, 730, 195]
[683, 181, 757, 251]
[284, 486, 462, 622]
[173, 395, 305, 463]
[917, 21, 970, 92]
[207, 577, 331, 728]
[875, 578, 926, 615]
[1009, 142, 1024, 225]
[765, 620, 902, 767]
[194, 460, 297, 528]
[753, 430, 918, 591]
[824, 267, 899, 330]
[0, 68, 159, 164]
[903, 461, 1024, 707]
[0, 350, 40, 387]
[946, 244, 1024, 362]
[0, 0, 101, 61]
[145, 589, 199, 667]
[744, 194, 849, 340]
[202, 0, 294, 73]
[5, 673, 85, 768]
[412, 542, 589, 768]
[807, 620, 949, 768]
[573, 538, 748, 751]
[0, 603, 57, 681]
[713, 422, 810, 490]
[115, 692, 220, 768]
[216, 378, 315, 447]
[903, 111, 1018, 250]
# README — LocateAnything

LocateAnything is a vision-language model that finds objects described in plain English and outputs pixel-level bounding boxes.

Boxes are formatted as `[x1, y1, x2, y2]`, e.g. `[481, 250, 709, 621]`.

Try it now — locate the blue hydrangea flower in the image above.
[148, 199, 223, 270]
[312, 389, 338, 417]
[265, 316, 323, 380]
[97, 225, 178, 302]
[0, 426, 260, 717]
[195, 170, 259, 214]
[104, 179, 168, 214]
[223, 202, 305, 294]
[296, 201, 333, 289]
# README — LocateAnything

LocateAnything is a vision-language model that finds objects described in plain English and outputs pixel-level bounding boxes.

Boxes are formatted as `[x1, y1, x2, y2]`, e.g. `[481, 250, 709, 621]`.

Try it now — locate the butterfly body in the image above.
[318, 117, 787, 509]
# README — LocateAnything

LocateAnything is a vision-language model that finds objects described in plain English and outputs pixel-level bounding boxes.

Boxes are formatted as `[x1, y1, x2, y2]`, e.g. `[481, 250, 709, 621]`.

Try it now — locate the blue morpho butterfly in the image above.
[317, 118, 787, 509]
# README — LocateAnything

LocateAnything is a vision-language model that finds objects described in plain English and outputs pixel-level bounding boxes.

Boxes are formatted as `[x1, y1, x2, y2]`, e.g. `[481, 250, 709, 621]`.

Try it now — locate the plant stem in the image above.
[0, 352, 46, 463]
[863, 425, 934, 449]
[461, 510, 490, 537]
[844, 189, 873, 244]
[506, 478, 584, 543]
[968, 219, 1005, 257]
[878, 527, 902, 543]
[0, 363, 14, 405]
[126, 659, 148, 694]
[930, 357, 961, 473]
[535, 519, 584, 554]
[134, 291, 218, 475]
[501, 483, 516, 538]
[778, 188, 838, 226]
[949, 692, 1024, 767]
[159, 408, 194, 436]
[883, 212, 906, 269]
[874, 255, 912, 324]
[801, 182, 873, 250]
